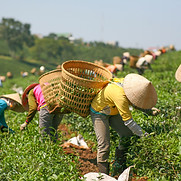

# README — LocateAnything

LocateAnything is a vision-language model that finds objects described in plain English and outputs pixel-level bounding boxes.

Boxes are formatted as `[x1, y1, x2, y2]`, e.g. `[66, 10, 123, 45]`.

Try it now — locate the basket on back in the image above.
[113, 56, 122, 65]
[60, 60, 112, 117]
[129, 55, 139, 68]
[39, 69, 68, 114]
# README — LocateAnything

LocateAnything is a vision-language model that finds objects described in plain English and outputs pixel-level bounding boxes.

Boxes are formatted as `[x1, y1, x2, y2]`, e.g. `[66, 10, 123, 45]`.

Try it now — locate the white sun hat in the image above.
[145, 54, 153, 64]
[123, 73, 157, 109]
[123, 52, 130, 58]
[40, 66, 45, 71]
[115, 64, 123, 71]
[175, 64, 181, 82]
[136, 57, 145, 68]
[154, 50, 162, 56]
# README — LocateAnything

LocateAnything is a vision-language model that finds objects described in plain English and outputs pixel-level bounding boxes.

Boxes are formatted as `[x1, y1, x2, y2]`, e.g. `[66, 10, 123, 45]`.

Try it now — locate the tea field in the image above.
[0, 51, 181, 180]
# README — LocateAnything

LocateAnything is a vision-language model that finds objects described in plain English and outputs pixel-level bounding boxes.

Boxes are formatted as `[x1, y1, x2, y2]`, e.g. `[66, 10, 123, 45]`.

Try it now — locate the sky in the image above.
[1, 0, 181, 50]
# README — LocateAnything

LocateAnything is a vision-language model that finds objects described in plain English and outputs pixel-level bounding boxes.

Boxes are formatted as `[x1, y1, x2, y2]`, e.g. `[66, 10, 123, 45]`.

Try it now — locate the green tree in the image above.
[45, 33, 58, 39]
[0, 18, 34, 57]
[30, 38, 63, 63]
[58, 39, 75, 62]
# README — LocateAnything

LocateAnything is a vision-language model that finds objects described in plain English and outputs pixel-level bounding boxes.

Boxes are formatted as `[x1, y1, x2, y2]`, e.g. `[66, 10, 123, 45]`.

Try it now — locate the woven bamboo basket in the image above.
[60, 60, 112, 117]
[39, 69, 69, 114]
[113, 56, 121, 65]
[129, 55, 139, 68]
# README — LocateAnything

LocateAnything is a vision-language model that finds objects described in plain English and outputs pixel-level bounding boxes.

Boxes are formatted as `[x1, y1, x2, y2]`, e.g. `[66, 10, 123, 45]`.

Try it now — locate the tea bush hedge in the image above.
[0, 50, 181, 180]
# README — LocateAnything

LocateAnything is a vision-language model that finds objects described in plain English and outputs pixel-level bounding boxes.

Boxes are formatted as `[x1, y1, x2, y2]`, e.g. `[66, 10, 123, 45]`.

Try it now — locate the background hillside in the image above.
[0, 18, 144, 77]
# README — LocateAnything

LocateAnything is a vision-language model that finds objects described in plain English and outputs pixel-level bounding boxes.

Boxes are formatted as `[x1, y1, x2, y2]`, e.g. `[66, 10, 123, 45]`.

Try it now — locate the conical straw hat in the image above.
[123, 73, 157, 109]
[0, 93, 24, 112]
[22, 83, 39, 111]
[175, 64, 181, 82]
[115, 64, 123, 71]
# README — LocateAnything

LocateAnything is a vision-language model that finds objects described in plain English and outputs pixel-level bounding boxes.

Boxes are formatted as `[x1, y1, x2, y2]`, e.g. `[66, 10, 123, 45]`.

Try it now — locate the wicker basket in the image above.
[39, 69, 69, 114]
[59, 60, 112, 117]
[113, 56, 121, 65]
[129, 55, 139, 68]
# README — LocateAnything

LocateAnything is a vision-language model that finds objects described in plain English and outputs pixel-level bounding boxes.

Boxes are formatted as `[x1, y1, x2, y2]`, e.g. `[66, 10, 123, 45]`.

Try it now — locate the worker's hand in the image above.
[143, 132, 149, 137]
[0, 125, 8, 132]
[20, 122, 28, 131]
[142, 132, 155, 138]
[151, 107, 160, 116]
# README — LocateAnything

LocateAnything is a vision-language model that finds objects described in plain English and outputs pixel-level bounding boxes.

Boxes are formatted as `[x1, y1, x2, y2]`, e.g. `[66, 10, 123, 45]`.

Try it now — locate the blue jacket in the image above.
[0, 99, 14, 133]
[0, 99, 8, 128]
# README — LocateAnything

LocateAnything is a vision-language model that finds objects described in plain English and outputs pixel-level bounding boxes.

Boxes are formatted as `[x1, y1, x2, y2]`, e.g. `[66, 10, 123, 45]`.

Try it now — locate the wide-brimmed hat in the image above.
[0, 93, 24, 112]
[136, 57, 145, 68]
[123, 52, 130, 58]
[154, 50, 162, 56]
[22, 83, 39, 111]
[115, 64, 123, 71]
[145, 54, 153, 64]
[123, 73, 157, 109]
[175, 64, 181, 82]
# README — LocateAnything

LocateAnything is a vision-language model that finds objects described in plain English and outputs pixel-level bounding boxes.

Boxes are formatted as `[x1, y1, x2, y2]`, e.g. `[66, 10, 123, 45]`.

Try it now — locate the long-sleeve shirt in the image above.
[0, 99, 8, 128]
[26, 84, 46, 123]
[91, 78, 132, 121]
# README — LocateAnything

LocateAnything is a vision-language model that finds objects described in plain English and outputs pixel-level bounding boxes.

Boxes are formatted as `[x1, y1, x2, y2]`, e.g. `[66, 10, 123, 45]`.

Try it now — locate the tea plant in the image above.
[119, 52, 181, 180]
[0, 111, 81, 181]
[1, 50, 181, 180]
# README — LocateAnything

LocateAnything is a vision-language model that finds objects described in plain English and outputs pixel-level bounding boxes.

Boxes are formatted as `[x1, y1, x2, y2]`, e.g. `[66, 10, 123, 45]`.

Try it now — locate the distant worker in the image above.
[159, 47, 166, 54]
[136, 55, 153, 75]
[140, 50, 156, 61]
[169, 44, 176, 51]
[21, 71, 29, 78]
[106, 64, 123, 77]
[113, 56, 121, 65]
[39, 66, 45, 75]
[121, 52, 130, 70]
[129, 55, 139, 69]
[154, 50, 162, 59]
[30, 68, 37, 75]
[6, 72, 13, 79]
[56, 65, 62, 69]
[94, 59, 109, 68]
[0, 76, 6, 82]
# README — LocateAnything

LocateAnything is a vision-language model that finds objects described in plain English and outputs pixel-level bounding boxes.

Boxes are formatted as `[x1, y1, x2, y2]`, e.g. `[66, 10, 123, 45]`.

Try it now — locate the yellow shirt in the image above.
[91, 78, 132, 121]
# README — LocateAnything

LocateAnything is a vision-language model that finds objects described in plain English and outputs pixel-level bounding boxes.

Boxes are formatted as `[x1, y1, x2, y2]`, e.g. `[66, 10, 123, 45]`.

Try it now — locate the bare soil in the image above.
[58, 124, 148, 180]
[58, 124, 99, 176]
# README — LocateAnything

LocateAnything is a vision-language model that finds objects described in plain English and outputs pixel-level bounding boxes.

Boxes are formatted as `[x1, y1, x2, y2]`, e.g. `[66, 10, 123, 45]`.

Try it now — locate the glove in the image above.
[143, 132, 149, 137]
[1, 125, 15, 134]
[124, 119, 143, 137]
[20, 122, 28, 131]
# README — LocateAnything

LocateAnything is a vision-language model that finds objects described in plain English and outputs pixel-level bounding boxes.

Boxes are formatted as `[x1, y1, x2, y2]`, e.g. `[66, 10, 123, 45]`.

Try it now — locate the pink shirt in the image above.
[33, 84, 45, 109]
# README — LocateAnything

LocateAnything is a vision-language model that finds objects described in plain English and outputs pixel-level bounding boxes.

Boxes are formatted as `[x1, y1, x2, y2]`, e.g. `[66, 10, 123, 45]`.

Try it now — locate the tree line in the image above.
[0, 17, 143, 65]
